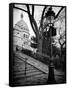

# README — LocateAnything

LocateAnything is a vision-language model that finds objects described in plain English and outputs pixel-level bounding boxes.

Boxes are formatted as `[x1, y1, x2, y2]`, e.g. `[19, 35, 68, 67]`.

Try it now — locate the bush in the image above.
[53, 55, 66, 71]
[22, 49, 32, 56]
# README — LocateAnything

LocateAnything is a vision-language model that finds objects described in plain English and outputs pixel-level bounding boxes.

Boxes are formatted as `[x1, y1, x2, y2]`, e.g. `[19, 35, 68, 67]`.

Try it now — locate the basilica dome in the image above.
[14, 13, 29, 33]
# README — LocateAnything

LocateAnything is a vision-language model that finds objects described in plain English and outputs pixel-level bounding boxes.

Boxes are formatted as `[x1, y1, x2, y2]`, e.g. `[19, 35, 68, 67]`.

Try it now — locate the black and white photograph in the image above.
[9, 3, 66, 86]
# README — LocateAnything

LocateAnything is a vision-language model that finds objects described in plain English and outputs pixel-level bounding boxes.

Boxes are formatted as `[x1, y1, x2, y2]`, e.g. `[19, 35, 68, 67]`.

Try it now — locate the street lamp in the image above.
[45, 7, 56, 84]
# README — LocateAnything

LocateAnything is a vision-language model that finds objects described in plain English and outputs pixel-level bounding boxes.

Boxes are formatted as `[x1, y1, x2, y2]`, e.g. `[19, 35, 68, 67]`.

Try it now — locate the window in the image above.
[24, 41, 28, 45]
[23, 34, 25, 38]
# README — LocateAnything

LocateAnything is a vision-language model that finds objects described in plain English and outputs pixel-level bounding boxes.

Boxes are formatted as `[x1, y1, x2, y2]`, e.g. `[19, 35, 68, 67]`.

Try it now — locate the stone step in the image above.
[15, 51, 48, 74]
[13, 51, 65, 85]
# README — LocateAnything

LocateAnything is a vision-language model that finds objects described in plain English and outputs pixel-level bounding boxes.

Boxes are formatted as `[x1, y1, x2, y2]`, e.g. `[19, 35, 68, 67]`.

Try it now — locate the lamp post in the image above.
[45, 7, 56, 84]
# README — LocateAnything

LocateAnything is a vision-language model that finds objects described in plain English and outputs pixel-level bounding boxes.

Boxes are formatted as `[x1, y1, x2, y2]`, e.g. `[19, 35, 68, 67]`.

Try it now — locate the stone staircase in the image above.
[12, 55, 48, 86]
[12, 51, 65, 86]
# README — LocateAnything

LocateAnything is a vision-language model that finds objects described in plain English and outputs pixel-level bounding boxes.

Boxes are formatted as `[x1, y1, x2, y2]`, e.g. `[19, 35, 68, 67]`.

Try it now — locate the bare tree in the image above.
[58, 31, 66, 56]
[13, 4, 64, 56]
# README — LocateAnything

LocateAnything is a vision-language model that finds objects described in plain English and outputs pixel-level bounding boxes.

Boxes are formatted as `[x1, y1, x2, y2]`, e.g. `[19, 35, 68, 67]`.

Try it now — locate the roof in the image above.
[14, 19, 29, 32]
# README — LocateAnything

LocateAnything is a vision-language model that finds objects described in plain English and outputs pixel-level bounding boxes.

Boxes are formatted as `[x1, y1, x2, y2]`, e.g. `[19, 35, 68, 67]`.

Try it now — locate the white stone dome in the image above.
[14, 19, 29, 32]
[14, 13, 29, 33]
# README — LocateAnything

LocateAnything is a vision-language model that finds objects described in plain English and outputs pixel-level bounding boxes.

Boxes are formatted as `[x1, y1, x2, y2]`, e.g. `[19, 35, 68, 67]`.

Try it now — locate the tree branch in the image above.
[62, 41, 66, 46]
[39, 6, 47, 38]
[55, 7, 64, 19]
[26, 4, 30, 14]
[13, 6, 28, 13]
[40, 6, 47, 28]
[26, 4, 39, 38]
[32, 5, 34, 17]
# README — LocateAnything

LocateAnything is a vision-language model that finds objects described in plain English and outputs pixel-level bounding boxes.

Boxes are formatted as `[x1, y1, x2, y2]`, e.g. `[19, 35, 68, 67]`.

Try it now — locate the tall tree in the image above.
[13, 4, 64, 56]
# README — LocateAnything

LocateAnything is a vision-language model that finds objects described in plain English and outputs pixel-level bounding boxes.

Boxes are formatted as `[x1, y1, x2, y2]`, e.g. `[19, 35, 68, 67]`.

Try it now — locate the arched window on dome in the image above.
[23, 33, 29, 39]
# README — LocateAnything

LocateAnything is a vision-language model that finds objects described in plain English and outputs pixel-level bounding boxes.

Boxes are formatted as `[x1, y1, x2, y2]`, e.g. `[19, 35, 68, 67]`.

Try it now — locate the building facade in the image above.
[13, 14, 31, 51]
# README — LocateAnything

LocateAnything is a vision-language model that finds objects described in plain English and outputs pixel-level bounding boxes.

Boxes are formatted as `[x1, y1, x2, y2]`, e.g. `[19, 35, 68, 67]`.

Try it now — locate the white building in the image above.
[13, 14, 32, 51]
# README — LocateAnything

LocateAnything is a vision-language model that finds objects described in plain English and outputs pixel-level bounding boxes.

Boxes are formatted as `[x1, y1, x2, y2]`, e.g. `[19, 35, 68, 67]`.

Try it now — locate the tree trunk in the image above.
[37, 36, 43, 54]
